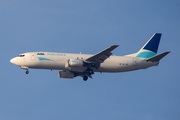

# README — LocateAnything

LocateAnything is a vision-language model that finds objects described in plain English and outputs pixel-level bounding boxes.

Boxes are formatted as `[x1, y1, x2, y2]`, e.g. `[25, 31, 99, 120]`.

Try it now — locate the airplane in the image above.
[10, 33, 170, 81]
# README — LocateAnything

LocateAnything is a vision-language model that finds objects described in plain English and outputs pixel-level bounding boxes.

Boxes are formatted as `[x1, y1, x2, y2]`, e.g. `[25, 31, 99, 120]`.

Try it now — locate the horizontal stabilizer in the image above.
[146, 51, 170, 62]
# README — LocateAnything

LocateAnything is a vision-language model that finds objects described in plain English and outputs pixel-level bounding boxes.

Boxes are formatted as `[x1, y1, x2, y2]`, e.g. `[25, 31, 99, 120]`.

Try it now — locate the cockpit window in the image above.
[18, 55, 25, 57]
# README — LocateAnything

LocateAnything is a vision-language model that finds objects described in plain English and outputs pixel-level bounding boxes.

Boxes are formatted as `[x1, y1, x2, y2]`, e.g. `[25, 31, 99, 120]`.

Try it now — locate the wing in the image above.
[63, 45, 119, 81]
[85, 45, 119, 63]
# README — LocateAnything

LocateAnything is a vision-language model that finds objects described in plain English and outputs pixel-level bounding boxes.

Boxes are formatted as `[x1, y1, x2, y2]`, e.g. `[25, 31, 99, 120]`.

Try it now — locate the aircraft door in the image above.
[31, 53, 36, 61]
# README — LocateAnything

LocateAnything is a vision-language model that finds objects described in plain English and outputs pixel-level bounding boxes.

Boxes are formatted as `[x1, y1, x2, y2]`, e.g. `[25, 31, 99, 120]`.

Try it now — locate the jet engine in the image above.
[65, 59, 84, 68]
[65, 59, 87, 72]
[58, 70, 74, 79]
[66, 59, 84, 67]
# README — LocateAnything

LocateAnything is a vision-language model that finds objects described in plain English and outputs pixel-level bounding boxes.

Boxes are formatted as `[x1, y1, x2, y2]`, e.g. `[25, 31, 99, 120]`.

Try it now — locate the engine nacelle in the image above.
[66, 59, 84, 68]
[58, 70, 74, 79]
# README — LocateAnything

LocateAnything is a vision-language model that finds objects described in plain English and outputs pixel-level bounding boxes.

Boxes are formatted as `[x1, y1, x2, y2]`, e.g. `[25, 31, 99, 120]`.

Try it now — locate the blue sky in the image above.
[1, 0, 180, 120]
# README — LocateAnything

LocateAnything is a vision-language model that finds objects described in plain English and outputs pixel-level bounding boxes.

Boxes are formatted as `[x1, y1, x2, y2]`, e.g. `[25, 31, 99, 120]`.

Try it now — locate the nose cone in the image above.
[10, 57, 17, 65]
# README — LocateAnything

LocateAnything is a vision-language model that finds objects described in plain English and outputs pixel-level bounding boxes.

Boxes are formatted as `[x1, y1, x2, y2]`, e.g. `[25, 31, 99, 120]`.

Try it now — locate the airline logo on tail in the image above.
[136, 33, 161, 58]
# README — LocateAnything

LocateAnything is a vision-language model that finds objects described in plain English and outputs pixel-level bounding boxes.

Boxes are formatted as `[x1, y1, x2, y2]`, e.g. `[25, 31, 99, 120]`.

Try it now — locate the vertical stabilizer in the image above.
[136, 33, 161, 58]
[125, 33, 162, 58]
[139, 33, 161, 53]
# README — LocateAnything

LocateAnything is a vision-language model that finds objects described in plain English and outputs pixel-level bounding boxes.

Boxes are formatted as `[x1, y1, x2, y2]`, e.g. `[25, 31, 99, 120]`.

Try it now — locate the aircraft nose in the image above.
[10, 58, 17, 65]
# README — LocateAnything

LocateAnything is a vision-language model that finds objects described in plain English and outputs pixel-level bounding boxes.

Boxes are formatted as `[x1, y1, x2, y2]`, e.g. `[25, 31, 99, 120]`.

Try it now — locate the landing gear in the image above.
[89, 70, 94, 75]
[83, 76, 88, 81]
[26, 70, 29, 74]
[20, 66, 29, 74]
[82, 69, 94, 81]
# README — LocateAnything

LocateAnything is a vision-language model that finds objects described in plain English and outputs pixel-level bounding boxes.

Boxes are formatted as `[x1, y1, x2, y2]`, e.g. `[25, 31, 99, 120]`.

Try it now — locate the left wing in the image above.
[63, 45, 119, 81]
[85, 45, 119, 63]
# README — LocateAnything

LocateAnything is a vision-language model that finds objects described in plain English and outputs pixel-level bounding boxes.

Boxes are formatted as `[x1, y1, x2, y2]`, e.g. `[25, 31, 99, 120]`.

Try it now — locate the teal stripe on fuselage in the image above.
[71, 60, 78, 62]
[136, 51, 156, 58]
[37, 57, 55, 62]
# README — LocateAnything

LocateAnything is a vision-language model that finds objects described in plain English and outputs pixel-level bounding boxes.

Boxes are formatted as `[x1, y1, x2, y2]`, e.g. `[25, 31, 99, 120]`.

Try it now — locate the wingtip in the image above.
[112, 45, 119, 47]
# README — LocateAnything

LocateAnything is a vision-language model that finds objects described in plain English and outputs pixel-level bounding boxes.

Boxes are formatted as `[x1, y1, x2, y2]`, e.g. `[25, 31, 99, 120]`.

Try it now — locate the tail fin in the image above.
[125, 33, 170, 60]
[135, 33, 161, 58]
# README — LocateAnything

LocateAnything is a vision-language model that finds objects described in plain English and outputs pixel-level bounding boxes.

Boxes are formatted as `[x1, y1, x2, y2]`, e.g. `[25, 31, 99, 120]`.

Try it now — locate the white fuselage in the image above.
[10, 52, 158, 73]
[10, 33, 169, 80]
